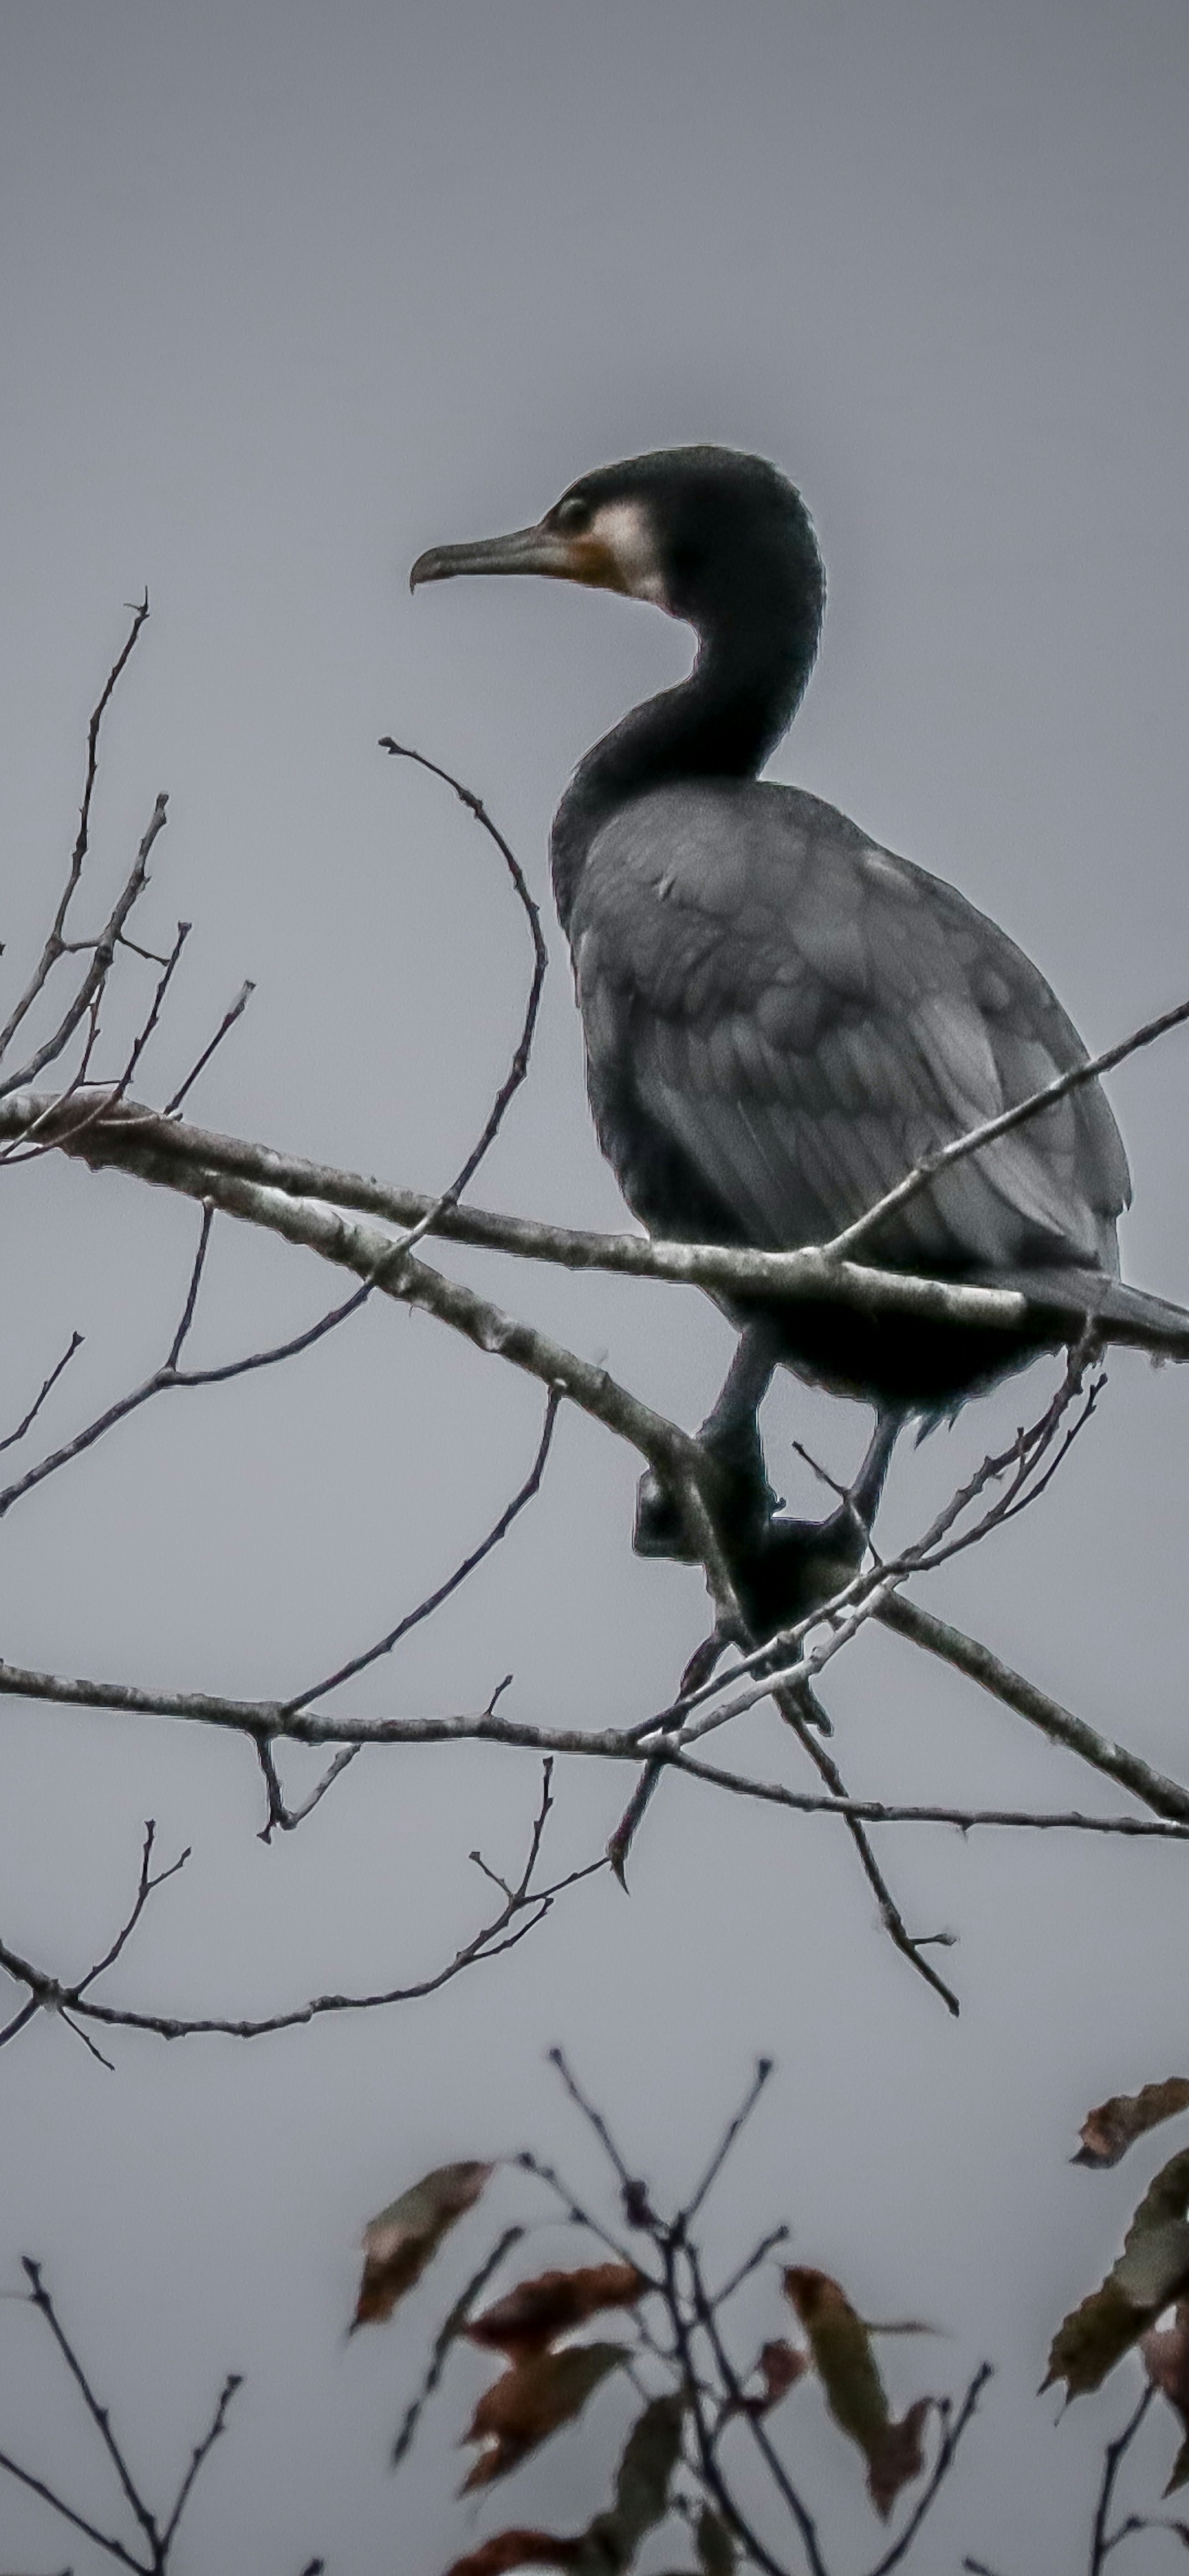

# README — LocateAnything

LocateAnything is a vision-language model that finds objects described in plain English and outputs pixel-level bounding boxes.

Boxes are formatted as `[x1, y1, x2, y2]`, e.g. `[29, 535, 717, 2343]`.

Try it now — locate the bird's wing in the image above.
[569, 781, 1130, 1274]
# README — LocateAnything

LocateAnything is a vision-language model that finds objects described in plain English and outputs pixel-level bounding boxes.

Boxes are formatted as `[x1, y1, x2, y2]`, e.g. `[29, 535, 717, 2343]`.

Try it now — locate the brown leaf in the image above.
[446, 2393, 681, 2576]
[1143, 2301, 1189, 2494]
[353, 2161, 492, 2329]
[783, 2269, 930, 2518]
[1046, 2148, 1189, 2398]
[442, 2536, 582, 2576]
[866, 2397, 933, 2518]
[461, 2342, 627, 2490]
[465, 2263, 646, 2359]
[1075, 2080, 1189, 2169]
[749, 2340, 808, 2413]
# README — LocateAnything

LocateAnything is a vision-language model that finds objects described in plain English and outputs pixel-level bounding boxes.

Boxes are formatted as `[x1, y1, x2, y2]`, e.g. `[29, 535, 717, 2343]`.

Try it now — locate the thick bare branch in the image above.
[9, 1084, 1186, 1359]
[875, 1595, 1189, 1826]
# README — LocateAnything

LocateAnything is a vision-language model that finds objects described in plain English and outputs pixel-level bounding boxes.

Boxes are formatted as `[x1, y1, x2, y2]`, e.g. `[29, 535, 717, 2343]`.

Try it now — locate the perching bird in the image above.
[411, 446, 1189, 1552]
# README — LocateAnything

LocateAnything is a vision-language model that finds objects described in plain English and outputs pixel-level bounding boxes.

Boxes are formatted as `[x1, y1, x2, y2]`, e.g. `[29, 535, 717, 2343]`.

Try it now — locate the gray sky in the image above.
[1, 1, 1188, 2566]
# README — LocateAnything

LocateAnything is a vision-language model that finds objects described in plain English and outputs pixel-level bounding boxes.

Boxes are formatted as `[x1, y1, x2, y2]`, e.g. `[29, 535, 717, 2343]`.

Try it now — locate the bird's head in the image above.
[410, 445, 824, 640]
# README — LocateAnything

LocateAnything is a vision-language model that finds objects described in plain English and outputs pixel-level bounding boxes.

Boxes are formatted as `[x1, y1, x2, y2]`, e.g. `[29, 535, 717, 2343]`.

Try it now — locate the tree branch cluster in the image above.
[2, 616, 1188, 2048]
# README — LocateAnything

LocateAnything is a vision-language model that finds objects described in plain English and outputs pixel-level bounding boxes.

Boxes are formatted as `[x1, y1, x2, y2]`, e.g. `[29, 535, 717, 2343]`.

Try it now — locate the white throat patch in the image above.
[589, 499, 670, 608]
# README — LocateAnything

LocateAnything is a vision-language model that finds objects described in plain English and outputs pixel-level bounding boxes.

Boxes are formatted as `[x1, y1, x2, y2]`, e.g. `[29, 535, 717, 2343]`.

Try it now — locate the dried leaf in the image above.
[442, 2536, 582, 2576]
[1046, 2148, 1189, 2396]
[866, 2396, 932, 2518]
[353, 2162, 492, 2329]
[466, 2263, 646, 2359]
[696, 2504, 736, 2574]
[1143, 2301, 1189, 2494]
[1075, 2080, 1189, 2170]
[446, 2394, 681, 2576]
[461, 2341, 627, 2490]
[749, 2340, 807, 2413]
[783, 2268, 930, 2518]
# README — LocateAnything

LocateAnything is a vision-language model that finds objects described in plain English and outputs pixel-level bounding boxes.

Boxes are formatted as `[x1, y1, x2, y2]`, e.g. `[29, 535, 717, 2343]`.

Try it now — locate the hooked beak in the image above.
[409, 519, 626, 594]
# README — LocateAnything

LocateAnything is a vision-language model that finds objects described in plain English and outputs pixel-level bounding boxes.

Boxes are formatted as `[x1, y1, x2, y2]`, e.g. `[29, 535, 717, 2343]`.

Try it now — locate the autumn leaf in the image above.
[465, 2263, 646, 2359]
[352, 2162, 492, 2329]
[783, 2268, 931, 2518]
[1075, 2080, 1189, 2169]
[461, 2341, 628, 2490]
[866, 2397, 932, 2518]
[443, 2393, 681, 2576]
[1046, 2147, 1189, 2397]
[1142, 2300, 1189, 2494]
[442, 2535, 581, 2576]
[749, 2339, 807, 2413]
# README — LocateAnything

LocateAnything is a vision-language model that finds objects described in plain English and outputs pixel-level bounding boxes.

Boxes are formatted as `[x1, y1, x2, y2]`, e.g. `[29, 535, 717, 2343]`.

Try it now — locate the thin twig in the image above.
[864, 2364, 993, 2575]
[157, 2373, 243, 2555]
[163, 981, 255, 1118]
[378, 738, 548, 1231]
[289, 1391, 560, 1712]
[0, 600, 150, 1071]
[0, 1334, 84, 1453]
[0, 1771, 605, 2049]
[390, 2226, 524, 2468]
[682, 2058, 775, 2226]
[22, 2262, 156, 2554]
[0, 795, 169, 1113]
[1088, 2384, 1156, 2574]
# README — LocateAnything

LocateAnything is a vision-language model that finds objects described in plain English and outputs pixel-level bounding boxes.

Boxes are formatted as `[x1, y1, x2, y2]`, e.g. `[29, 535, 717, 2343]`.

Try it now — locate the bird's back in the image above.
[564, 781, 1131, 1400]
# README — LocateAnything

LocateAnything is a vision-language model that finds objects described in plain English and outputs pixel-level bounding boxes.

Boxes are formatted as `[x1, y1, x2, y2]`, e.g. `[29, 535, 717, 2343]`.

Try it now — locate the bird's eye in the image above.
[553, 495, 591, 531]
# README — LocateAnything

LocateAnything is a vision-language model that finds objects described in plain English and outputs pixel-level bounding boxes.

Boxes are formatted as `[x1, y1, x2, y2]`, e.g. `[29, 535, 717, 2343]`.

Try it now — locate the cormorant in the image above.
[411, 446, 1189, 1553]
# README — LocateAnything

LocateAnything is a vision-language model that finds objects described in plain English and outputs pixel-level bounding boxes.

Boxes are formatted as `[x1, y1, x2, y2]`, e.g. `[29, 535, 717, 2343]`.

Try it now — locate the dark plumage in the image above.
[411, 445, 1189, 1538]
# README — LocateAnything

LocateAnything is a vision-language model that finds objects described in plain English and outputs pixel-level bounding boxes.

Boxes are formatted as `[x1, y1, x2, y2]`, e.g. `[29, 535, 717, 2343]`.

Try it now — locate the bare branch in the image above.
[0, 599, 150, 1071]
[864, 2364, 993, 2576]
[0, 797, 169, 1112]
[681, 2057, 775, 2225]
[157, 2373, 242, 2555]
[0, 1333, 84, 1454]
[290, 1390, 560, 1713]
[11, 1085, 1188, 1360]
[162, 980, 255, 1118]
[1088, 2384, 1156, 2574]
[22, 2261, 158, 2556]
[389, 2224, 525, 2469]
[875, 1596, 1189, 1826]
[378, 737, 548, 1224]
[0, 1767, 606, 2049]
[0, 2257, 242, 2574]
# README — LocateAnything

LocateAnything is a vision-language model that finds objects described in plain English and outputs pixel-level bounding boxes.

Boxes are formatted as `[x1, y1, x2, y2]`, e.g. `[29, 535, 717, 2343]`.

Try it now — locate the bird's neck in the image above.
[550, 609, 818, 927]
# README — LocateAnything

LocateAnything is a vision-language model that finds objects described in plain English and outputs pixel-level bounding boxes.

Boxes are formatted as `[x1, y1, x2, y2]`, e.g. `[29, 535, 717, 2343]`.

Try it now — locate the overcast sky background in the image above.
[1, 3, 1188, 2567]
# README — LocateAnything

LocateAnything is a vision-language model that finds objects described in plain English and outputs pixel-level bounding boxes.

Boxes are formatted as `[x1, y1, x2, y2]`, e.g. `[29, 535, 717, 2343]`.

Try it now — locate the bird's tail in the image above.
[983, 1266, 1189, 1361]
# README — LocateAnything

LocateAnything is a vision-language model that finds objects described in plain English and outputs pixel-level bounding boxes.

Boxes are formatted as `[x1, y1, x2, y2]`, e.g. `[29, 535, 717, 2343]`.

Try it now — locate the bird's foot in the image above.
[632, 1446, 780, 1563]
[633, 1467, 696, 1560]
